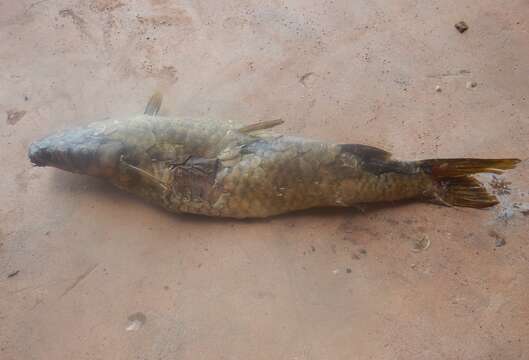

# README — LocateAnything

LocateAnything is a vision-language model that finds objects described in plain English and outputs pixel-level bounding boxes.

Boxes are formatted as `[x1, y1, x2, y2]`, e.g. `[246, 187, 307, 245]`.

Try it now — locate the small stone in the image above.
[7, 270, 19, 278]
[412, 236, 431, 252]
[455, 21, 469, 33]
[489, 230, 507, 248]
[435, 85, 442, 92]
[346, 268, 352, 273]
[495, 238, 506, 247]
[126, 312, 146, 331]
[466, 81, 478, 89]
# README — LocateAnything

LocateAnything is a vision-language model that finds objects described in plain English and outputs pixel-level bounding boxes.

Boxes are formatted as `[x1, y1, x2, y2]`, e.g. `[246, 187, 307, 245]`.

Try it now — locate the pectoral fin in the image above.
[120, 156, 168, 191]
[144, 91, 163, 116]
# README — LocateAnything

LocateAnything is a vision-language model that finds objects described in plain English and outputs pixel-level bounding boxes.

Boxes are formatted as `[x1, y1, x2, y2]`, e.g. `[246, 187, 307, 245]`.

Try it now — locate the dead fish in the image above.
[28, 93, 520, 219]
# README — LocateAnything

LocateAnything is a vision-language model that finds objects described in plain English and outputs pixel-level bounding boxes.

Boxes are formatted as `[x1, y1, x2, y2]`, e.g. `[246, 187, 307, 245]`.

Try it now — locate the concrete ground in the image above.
[1, 0, 528, 359]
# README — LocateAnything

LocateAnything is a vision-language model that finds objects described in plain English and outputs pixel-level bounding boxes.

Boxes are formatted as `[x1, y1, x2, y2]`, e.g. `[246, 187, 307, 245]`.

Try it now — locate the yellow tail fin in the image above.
[420, 158, 520, 208]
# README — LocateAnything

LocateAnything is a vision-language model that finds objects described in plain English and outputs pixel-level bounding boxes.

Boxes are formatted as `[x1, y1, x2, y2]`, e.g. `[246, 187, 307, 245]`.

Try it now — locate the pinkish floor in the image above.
[1, 1, 529, 359]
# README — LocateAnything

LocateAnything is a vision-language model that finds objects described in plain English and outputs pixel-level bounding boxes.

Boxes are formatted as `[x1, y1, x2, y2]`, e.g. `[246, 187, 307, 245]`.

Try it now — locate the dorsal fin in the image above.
[339, 144, 391, 161]
[238, 119, 284, 134]
[144, 91, 163, 116]
[339, 144, 409, 175]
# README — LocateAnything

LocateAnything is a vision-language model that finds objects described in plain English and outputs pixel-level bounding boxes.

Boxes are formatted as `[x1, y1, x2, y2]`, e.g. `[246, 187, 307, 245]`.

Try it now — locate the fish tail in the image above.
[419, 158, 520, 208]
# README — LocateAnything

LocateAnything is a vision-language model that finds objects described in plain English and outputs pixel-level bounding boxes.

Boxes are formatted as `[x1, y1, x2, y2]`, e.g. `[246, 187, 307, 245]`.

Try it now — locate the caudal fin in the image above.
[420, 158, 520, 208]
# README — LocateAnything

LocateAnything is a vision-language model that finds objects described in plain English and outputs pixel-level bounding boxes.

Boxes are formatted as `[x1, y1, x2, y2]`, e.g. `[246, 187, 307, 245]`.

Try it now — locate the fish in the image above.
[28, 92, 520, 219]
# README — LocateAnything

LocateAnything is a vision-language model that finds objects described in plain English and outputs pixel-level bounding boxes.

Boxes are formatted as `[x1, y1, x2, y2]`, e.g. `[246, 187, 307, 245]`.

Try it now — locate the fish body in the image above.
[28, 93, 519, 218]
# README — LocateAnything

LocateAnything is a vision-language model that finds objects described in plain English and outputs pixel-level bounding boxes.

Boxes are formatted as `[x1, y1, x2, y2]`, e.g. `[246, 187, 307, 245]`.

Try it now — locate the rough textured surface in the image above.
[1, 0, 528, 359]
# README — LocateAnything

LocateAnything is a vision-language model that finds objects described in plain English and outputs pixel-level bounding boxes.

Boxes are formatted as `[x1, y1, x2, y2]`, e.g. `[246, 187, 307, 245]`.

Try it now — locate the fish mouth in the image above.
[28, 127, 125, 177]
[28, 142, 53, 167]
[28, 133, 73, 168]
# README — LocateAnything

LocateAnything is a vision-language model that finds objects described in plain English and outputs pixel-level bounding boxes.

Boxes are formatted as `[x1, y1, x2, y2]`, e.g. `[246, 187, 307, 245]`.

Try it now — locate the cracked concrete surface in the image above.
[1, 0, 528, 359]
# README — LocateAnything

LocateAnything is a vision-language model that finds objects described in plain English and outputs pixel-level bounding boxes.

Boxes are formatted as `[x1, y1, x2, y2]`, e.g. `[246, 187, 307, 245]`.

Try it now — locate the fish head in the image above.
[28, 125, 126, 178]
